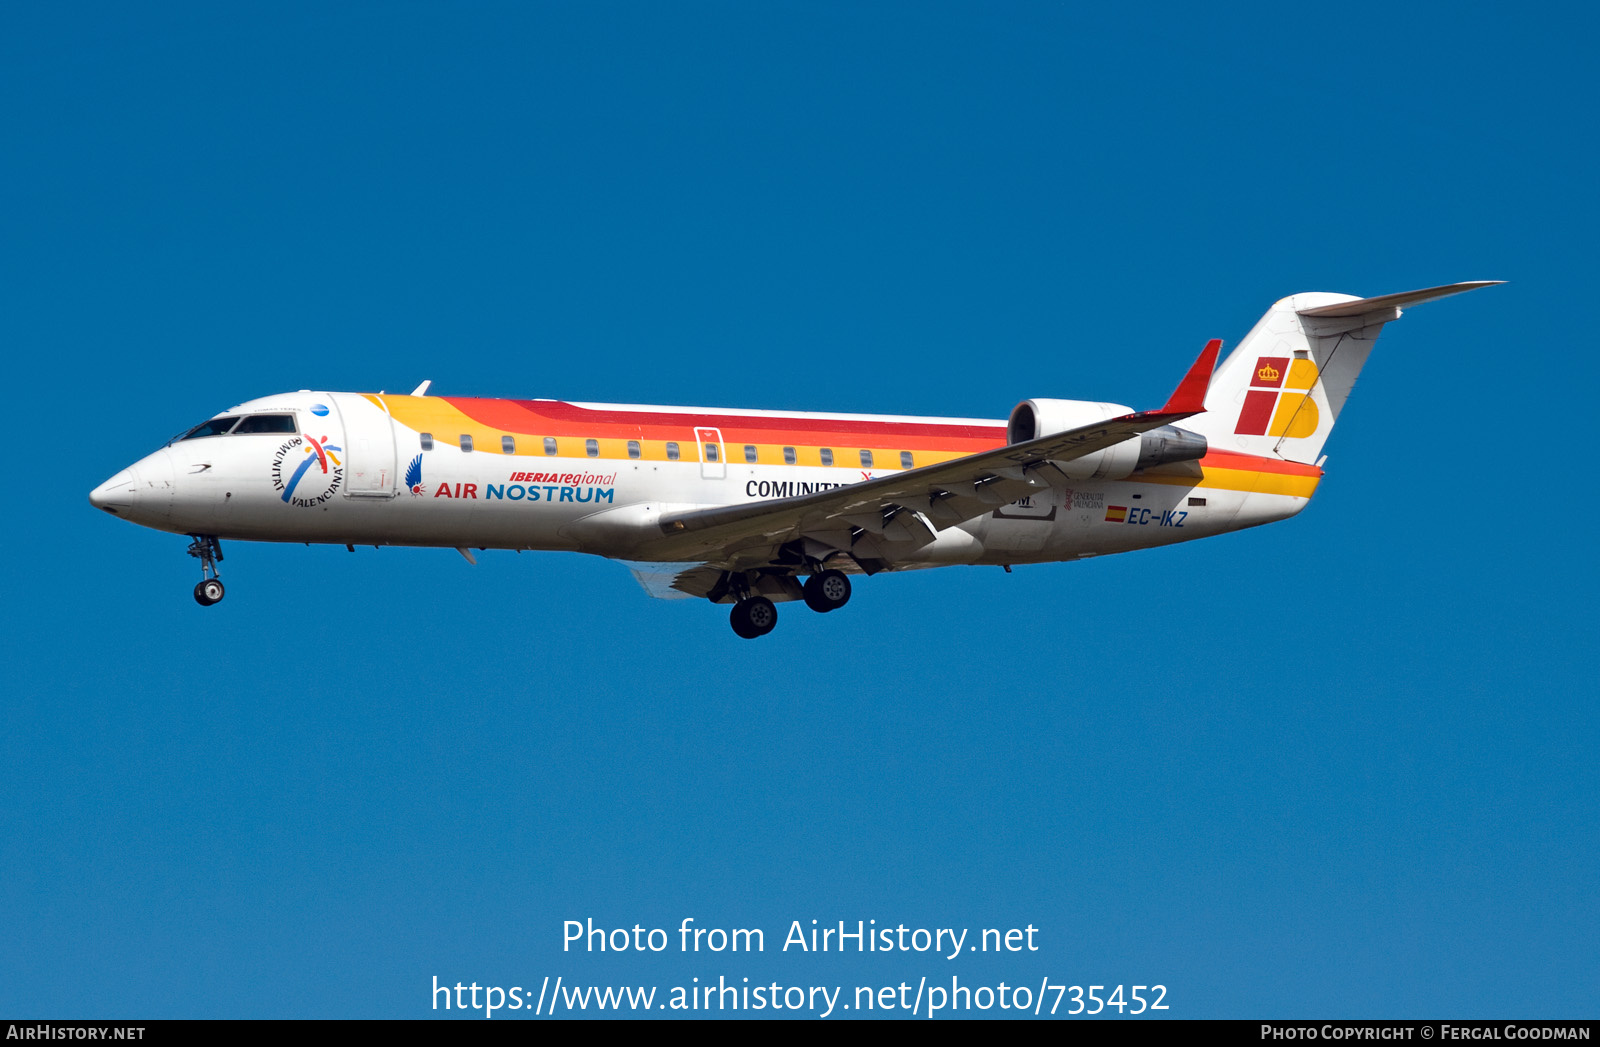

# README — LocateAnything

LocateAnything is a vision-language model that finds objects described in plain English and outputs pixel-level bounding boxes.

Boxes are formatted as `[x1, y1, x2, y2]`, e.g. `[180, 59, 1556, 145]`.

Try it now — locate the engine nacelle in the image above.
[1007, 398, 1132, 444]
[1007, 398, 1207, 481]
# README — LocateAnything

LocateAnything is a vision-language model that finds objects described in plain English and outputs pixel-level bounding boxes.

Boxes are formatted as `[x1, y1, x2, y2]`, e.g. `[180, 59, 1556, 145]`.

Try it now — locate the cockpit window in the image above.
[233, 414, 298, 434]
[179, 416, 241, 440]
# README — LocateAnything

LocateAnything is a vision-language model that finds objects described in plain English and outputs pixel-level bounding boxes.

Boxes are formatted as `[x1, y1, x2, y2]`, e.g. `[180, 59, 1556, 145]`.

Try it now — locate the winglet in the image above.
[1156, 339, 1222, 415]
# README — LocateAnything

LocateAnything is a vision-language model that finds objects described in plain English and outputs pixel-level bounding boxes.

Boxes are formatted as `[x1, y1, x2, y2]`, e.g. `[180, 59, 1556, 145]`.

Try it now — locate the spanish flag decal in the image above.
[1235, 356, 1320, 438]
[1104, 505, 1128, 523]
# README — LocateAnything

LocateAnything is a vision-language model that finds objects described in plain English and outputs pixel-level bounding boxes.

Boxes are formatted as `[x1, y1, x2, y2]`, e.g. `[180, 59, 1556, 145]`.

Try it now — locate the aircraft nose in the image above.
[89, 467, 138, 514]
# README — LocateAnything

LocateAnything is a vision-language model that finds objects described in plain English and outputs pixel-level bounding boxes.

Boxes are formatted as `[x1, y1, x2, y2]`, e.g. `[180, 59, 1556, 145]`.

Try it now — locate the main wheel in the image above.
[729, 596, 778, 638]
[803, 569, 851, 613]
[194, 578, 225, 606]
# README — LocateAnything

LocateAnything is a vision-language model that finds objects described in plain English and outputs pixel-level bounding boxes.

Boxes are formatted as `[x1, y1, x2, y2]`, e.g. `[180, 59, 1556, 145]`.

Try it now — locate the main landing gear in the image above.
[802, 569, 851, 613]
[187, 535, 225, 606]
[726, 569, 854, 638]
[730, 596, 777, 639]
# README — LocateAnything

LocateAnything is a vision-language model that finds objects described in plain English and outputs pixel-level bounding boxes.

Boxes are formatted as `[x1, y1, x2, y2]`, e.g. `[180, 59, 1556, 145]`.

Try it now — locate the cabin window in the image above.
[502, 435, 516, 454]
[233, 414, 297, 434]
[420, 432, 434, 451]
[744, 444, 758, 463]
[543, 437, 557, 456]
[783, 446, 796, 465]
[628, 440, 641, 459]
[667, 441, 680, 461]
[180, 417, 241, 440]
[900, 451, 914, 469]
[585, 438, 599, 458]
[859, 449, 873, 468]
[820, 448, 833, 466]
[704, 443, 719, 462]
[460, 434, 473, 452]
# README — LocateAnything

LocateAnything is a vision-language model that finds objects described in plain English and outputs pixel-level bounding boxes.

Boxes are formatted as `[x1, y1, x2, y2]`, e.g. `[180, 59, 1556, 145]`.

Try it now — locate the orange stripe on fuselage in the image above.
[1195, 449, 1323, 478]
[1140, 451, 1322, 499]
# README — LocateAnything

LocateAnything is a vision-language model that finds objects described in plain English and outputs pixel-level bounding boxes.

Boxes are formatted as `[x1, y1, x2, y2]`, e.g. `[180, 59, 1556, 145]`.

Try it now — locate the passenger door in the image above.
[331, 393, 397, 498]
[694, 426, 726, 481]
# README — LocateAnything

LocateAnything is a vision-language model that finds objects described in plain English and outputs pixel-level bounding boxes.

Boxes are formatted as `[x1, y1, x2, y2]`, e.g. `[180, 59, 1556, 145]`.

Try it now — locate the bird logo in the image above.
[405, 454, 424, 495]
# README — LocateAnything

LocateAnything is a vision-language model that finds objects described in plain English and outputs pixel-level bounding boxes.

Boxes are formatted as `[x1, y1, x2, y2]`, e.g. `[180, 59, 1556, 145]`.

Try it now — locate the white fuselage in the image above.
[90, 390, 1312, 574]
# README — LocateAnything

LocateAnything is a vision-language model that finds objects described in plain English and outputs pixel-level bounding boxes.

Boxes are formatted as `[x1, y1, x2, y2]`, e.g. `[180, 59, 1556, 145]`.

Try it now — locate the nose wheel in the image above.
[187, 535, 225, 606]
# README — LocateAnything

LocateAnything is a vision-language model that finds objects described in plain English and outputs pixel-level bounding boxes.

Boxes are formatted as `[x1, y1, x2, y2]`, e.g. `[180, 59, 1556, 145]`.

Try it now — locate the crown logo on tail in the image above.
[1257, 364, 1280, 382]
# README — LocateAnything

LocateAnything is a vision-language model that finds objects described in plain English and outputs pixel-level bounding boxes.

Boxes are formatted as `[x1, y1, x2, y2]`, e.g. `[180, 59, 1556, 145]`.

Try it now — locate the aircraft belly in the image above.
[966, 476, 1274, 565]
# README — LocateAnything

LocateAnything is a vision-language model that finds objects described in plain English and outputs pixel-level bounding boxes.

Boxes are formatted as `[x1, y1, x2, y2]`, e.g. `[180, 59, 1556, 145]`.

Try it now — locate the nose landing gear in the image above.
[187, 535, 225, 606]
[194, 578, 225, 605]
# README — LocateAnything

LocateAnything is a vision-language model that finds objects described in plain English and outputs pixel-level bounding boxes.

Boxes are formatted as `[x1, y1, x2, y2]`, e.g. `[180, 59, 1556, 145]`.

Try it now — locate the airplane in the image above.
[89, 281, 1499, 638]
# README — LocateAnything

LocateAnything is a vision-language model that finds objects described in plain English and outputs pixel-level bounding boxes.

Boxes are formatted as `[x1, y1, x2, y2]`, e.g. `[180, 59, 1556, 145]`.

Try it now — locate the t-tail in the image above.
[1183, 281, 1503, 464]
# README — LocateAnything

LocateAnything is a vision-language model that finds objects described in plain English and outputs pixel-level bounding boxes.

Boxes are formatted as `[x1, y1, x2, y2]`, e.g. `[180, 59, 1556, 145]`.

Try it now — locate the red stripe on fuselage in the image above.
[440, 397, 1006, 450]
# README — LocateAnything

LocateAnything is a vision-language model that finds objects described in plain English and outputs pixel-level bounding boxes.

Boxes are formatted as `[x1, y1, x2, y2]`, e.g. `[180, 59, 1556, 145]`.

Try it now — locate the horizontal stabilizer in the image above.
[1296, 281, 1503, 318]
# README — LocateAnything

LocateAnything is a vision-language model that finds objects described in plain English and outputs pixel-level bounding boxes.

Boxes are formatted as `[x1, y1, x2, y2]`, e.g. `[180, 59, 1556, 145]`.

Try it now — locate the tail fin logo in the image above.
[1235, 356, 1320, 438]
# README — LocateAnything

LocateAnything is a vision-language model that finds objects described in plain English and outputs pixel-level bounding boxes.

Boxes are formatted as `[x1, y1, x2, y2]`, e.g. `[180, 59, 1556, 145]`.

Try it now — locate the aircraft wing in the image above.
[650, 341, 1221, 572]
[622, 560, 711, 600]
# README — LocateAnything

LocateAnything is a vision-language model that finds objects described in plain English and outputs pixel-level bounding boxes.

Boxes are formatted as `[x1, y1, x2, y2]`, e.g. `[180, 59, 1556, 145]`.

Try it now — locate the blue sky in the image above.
[3, 1, 1595, 1019]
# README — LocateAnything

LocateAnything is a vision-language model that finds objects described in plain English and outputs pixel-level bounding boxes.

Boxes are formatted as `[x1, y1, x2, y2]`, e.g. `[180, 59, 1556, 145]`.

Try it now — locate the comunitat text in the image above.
[562, 918, 1040, 961]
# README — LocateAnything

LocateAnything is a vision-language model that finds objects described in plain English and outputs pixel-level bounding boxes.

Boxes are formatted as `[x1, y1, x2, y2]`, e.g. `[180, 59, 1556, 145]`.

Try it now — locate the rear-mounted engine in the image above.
[1007, 398, 1207, 480]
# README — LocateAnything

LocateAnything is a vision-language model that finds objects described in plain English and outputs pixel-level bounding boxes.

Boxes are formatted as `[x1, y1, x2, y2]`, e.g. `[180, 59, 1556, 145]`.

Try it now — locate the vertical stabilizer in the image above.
[1184, 281, 1500, 464]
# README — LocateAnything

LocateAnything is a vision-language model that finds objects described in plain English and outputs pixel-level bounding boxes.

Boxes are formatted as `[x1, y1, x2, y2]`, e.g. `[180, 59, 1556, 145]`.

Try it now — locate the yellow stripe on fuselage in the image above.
[1138, 466, 1320, 499]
